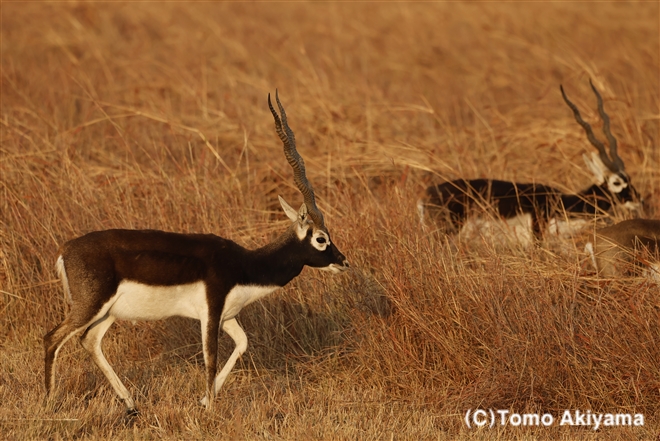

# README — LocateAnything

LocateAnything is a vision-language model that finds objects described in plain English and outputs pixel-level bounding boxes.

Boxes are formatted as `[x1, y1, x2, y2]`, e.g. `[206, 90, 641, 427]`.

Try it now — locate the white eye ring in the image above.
[312, 231, 330, 251]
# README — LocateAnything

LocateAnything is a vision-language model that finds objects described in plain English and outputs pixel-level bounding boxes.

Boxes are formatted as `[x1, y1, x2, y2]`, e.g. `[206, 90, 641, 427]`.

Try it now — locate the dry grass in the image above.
[2, 2, 659, 440]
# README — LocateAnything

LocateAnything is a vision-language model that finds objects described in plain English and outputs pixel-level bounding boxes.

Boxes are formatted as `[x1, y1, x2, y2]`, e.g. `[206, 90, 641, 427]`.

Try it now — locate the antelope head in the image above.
[268, 91, 349, 274]
[560, 80, 642, 212]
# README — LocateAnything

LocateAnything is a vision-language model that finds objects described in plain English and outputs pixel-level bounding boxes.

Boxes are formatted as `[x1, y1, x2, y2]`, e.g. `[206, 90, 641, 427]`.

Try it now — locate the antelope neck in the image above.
[243, 228, 307, 287]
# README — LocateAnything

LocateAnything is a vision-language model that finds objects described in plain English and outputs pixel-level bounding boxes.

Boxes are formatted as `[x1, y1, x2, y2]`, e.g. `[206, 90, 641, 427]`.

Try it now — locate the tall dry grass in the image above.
[1, 2, 659, 440]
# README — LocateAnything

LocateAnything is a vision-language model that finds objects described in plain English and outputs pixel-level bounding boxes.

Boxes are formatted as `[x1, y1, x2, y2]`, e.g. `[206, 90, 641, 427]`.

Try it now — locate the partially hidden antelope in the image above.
[418, 81, 641, 240]
[44, 92, 349, 415]
[585, 219, 660, 281]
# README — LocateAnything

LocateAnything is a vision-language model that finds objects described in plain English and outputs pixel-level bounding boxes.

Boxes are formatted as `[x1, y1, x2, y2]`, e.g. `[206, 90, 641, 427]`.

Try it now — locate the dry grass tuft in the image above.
[1, 3, 659, 440]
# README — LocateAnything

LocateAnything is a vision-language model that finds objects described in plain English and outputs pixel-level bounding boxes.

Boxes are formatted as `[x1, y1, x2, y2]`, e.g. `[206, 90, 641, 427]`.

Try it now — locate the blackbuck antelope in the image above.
[585, 219, 660, 281]
[44, 92, 349, 414]
[418, 81, 641, 240]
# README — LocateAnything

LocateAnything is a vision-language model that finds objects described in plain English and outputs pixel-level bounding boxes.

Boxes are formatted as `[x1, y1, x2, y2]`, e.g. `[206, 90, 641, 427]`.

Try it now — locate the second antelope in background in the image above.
[586, 219, 660, 281]
[44, 92, 349, 415]
[418, 81, 641, 239]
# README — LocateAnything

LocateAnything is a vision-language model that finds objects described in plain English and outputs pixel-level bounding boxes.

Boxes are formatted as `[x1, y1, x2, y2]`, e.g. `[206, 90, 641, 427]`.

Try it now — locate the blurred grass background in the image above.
[1, 2, 659, 440]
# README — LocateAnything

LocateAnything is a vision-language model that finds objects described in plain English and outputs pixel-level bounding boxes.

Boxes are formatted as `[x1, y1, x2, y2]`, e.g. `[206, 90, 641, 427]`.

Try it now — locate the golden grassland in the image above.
[1, 2, 659, 440]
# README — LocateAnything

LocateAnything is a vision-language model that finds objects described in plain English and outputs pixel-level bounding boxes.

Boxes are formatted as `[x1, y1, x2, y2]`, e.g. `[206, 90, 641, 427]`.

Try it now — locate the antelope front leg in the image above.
[200, 318, 248, 408]
[213, 319, 248, 396]
[80, 315, 137, 414]
[199, 316, 219, 410]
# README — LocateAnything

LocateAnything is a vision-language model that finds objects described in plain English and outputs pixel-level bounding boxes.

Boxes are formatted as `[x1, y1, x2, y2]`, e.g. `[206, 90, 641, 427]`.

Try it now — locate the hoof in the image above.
[126, 408, 140, 417]
[200, 394, 214, 410]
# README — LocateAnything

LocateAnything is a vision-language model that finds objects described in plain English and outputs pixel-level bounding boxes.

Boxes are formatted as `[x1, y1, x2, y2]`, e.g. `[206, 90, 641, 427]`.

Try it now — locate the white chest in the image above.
[221, 285, 280, 322]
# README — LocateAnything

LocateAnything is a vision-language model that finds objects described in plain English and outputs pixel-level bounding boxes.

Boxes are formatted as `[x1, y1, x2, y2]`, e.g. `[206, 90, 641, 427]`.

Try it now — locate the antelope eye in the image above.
[316, 237, 326, 244]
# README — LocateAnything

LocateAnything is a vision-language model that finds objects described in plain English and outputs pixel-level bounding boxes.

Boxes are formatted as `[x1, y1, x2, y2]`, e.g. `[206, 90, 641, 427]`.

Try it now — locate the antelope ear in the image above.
[297, 202, 308, 221]
[278, 196, 298, 222]
[583, 152, 606, 185]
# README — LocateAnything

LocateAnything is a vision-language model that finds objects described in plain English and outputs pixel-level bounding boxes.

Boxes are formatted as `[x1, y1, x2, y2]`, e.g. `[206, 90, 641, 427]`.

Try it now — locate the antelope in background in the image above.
[418, 81, 642, 241]
[44, 92, 350, 415]
[586, 219, 660, 281]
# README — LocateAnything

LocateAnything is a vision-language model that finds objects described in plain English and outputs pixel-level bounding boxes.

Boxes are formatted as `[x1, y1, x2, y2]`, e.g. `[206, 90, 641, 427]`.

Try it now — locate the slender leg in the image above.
[199, 315, 219, 409]
[212, 318, 248, 397]
[199, 318, 248, 408]
[585, 242, 598, 272]
[80, 314, 136, 412]
[44, 316, 88, 396]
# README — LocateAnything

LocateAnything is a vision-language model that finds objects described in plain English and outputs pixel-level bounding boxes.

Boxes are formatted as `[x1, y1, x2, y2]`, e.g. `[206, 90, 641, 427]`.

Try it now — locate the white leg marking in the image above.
[198, 315, 210, 375]
[584, 242, 598, 272]
[49, 327, 85, 393]
[81, 315, 135, 410]
[199, 315, 212, 408]
[213, 318, 248, 396]
[199, 318, 248, 408]
[200, 285, 276, 408]
[56, 256, 73, 305]
[416, 199, 426, 227]
[645, 262, 660, 284]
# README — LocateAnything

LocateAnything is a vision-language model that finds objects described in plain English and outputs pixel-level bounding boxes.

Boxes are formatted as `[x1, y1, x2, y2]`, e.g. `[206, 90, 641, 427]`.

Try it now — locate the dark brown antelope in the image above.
[44, 92, 349, 414]
[585, 219, 660, 280]
[418, 81, 641, 240]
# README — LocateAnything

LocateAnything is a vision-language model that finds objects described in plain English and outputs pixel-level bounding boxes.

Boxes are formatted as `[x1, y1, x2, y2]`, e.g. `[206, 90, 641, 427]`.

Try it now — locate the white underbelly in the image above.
[460, 213, 534, 247]
[547, 218, 589, 236]
[459, 214, 590, 246]
[109, 280, 208, 321]
[99, 281, 280, 323]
